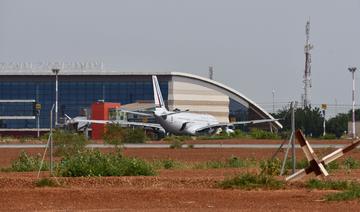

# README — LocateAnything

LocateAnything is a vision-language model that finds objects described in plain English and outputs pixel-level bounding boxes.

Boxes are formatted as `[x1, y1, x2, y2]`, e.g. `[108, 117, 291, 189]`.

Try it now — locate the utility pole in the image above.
[208, 66, 214, 80]
[291, 102, 296, 173]
[272, 89, 275, 113]
[52, 69, 60, 126]
[303, 20, 313, 108]
[321, 104, 327, 136]
[280, 101, 297, 176]
[349, 67, 357, 138]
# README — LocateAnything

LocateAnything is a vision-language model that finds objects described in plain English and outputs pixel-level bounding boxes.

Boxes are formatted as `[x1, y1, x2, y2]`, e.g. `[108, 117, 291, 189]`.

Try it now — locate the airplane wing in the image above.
[194, 118, 280, 133]
[229, 118, 280, 126]
[119, 109, 154, 117]
[68, 118, 165, 132]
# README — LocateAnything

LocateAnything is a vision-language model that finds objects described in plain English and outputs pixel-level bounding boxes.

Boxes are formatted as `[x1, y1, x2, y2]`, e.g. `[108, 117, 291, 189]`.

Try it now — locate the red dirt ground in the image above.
[1, 141, 360, 211]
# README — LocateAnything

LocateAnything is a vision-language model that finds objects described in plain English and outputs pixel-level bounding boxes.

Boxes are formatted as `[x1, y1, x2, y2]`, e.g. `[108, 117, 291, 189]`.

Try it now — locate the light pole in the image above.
[272, 89, 275, 113]
[349, 67, 357, 139]
[52, 68, 60, 126]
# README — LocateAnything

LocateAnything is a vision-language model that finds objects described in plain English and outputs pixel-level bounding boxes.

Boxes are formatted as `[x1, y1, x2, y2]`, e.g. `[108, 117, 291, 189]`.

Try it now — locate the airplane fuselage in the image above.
[155, 111, 219, 135]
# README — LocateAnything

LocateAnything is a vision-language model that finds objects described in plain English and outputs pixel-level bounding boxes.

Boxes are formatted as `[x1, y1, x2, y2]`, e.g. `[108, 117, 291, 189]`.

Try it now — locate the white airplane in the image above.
[66, 75, 280, 136]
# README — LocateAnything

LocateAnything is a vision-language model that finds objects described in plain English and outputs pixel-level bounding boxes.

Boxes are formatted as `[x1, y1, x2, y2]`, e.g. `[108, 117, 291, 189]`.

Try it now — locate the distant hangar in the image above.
[0, 69, 282, 133]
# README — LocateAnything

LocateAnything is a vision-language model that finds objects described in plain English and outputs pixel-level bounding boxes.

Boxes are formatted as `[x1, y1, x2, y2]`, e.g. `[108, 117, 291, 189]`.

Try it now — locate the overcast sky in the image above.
[0, 0, 359, 116]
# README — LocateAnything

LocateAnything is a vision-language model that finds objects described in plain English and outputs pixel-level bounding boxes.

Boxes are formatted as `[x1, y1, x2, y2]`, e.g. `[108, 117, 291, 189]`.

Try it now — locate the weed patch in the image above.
[57, 150, 155, 177]
[11, 151, 48, 172]
[326, 186, 360, 201]
[35, 178, 60, 187]
[218, 173, 284, 190]
[305, 179, 355, 190]
[53, 130, 87, 156]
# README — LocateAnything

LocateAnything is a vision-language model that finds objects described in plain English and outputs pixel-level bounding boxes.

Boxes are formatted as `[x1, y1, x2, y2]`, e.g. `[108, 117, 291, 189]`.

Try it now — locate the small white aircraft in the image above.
[65, 76, 280, 136]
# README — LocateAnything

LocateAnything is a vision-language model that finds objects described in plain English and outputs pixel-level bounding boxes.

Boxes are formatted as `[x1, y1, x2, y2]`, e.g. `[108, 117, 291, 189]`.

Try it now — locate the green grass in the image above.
[35, 178, 60, 187]
[57, 150, 156, 177]
[218, 173, 284, 190]
[305, 179, 356, 190]
[195, 157, 256, 169]
[344, 157, 360, 170]
[326, 186, 360, 201]
[305, 179, 360, 201]
[151, 159, 187, 170]
[10, 151, 48, 172]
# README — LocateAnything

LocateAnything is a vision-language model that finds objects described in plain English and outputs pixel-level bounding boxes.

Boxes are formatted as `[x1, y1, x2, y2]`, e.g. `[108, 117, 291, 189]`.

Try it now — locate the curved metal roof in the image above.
[169, 72, 283, 129]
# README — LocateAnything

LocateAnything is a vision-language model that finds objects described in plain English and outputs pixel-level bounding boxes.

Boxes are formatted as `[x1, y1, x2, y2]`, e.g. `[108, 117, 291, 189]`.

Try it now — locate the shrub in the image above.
[103, 124, 125, 146]
[284, 158, 309, 170]
[231, 129, 249, 139]
[260, 158, 281, 176]
[57, 150, 155, 177]
[227, 156, 255, 168]
[35, 178, 59, 187]
[11, 151, 48, 172]
[218, 173, 284, 190]
[306, 179, 355, 190]
[326, 161, 340, 171]
[53, 130, 87, 156]
[104, 125, 147, 144]
[195, 157, 256, 169]
[326, 186, 360, 201]
[124, 128, 146, 143]
[344, 157, 360, 169]
[249, 129, 280, 139]
[169, 139, 183, 149]
[319, 134, 337, 140]
[163, 135, 190, 142]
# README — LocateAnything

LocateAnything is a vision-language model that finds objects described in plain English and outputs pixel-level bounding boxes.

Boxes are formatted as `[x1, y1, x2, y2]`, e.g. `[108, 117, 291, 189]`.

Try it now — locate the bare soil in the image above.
[1, 140, 360, 211]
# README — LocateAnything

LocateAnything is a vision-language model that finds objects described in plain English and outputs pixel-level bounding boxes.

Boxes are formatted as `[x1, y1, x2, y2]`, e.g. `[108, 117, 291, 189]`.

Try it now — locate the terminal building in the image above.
[0, 68, 282, 135]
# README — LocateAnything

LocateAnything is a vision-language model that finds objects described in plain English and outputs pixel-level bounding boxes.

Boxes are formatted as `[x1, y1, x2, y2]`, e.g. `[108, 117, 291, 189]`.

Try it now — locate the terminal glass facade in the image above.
[0, 79, 168, 129]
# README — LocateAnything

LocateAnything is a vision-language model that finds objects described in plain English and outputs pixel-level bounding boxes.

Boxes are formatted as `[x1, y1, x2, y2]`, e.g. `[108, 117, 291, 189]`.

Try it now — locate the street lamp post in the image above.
[272, 89, 275, 114]
[349, 67, 357, 139]
[52, 68, 60, 126]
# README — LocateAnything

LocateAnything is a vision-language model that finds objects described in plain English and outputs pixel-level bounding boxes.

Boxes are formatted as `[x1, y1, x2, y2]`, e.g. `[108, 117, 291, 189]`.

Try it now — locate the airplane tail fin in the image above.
[152, 75, 166, 110]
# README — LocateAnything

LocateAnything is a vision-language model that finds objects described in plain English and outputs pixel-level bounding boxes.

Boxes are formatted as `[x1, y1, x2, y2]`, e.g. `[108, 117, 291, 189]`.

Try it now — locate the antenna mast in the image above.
[303, 20, 313, 108]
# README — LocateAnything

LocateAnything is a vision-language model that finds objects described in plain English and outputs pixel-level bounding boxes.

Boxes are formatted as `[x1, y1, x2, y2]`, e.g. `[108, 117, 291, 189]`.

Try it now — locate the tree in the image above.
[347, 109, 360, 121]
[326, 113, 348, 138]
[272, 106, 323, 137]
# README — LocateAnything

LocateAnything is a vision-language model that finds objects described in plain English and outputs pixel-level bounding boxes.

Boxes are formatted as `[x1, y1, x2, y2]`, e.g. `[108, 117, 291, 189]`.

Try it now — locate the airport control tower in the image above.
[302, 20, 313, 108]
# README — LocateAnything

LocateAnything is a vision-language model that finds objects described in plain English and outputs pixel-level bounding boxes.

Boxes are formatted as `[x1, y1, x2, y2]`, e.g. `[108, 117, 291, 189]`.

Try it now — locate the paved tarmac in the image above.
[0, 143, 351, 149]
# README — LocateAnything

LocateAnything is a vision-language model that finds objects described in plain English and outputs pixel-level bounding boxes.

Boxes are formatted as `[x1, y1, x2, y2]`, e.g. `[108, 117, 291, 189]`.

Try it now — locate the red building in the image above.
[91, 102, 121, 139]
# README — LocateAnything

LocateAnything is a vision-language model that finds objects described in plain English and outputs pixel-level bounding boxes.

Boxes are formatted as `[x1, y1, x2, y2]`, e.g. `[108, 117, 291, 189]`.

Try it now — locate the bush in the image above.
[124, 128, 146, 143]
[35, 178, 59, 187]
[319, 134, 337, 140]
[249, 129, 280, 139]
[326, 186, 360, 201]
[104, 125, 147, 144]
[169, 140, 183, 149]
[344, 157, 360, 169]
[53, 130, 87, 156]
[195, 157, 256, 169]
[218, 173, 284, 190]
[326, 161, 340, 171]
[260, 158, 281, 176]
[163, 135, 190, 142]
[227, 156, 255, 168]
[11, 151, 48, 172]
[103, 124, 125, 146]
[306, 179, 355, 190]
[57, 150, 155, 177]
